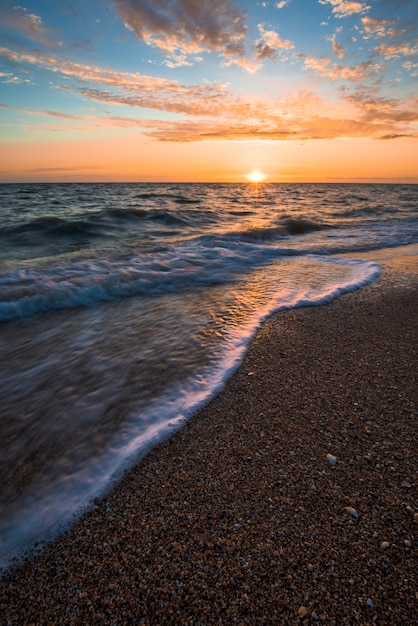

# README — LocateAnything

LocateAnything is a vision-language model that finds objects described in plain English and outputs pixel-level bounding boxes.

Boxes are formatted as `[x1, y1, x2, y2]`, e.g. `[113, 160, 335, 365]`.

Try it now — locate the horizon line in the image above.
[1, 178, 418, 185]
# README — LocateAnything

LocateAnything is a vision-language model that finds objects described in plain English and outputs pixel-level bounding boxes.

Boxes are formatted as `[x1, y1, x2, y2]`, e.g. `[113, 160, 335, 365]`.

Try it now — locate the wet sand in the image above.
[1, 247, 417, 625]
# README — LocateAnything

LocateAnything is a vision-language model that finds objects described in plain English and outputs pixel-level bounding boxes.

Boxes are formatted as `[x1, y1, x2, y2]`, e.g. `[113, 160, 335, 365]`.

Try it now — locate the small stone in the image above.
[380, 541, 390, 549]
[326, 453, 337, 466]
[345, 506, 359, 519]
[414, 512, 418, 522]
[404, 540, 412, 548]
[307, 564, 314, 572]
[298, 606, 309, 617]
[366, 598, 373, 607]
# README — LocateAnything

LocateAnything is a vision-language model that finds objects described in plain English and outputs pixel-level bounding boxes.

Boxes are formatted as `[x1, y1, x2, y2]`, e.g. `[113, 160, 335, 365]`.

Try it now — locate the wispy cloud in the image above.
[223, 58, 261, 73]
[25, 166, 99, 173]
[329, 34, 345, 58]
[0, 3, 60, 47]
[319, 1, 370, 18]
[255, 24, 294, 61]
[343, 89, 418, 129]
[361, 16, 401, 39]
[9, 83, 417, 143]
[136, 108, 418, 143]
[1, 24, 416, 145]
[403, 60, 418, 77]
[0, 46, 208, 91]
[113, 0, 247, 60]
[302, 54, 382, 81]
[374, 42, 418, 59]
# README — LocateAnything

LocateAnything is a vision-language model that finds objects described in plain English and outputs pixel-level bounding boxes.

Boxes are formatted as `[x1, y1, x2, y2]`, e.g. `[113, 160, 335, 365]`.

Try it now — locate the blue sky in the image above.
[0, 1, 417, 181]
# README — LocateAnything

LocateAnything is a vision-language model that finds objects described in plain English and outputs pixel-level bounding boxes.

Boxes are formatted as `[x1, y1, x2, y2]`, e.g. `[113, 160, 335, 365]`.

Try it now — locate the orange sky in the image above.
[0, 1, 417, 183]
[2, 134, 418, 183]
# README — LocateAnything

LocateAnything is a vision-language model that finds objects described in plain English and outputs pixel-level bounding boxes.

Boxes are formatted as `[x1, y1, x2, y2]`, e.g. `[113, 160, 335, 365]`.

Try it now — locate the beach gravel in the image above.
[0, 252, 417, 625]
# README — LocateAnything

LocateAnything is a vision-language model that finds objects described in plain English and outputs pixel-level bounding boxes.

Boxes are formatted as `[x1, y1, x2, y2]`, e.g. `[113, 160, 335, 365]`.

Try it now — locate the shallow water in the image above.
[0, 183, 417, 569]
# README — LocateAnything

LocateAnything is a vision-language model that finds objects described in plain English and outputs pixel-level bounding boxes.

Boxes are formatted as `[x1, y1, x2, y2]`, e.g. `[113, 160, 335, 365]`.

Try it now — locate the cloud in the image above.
[0, 46, 201, 91]
[25, 167, 99, 173]
[403, 61, 418, 77]
[343, 89, 418, 132]
[319, 1, 370, 18]
[223, 58, 261, 73]
[361, 16, 397, 38]
[7, 85, 418, 143]
[302, 54, 382, 81]
[276, 1, 290, 8]
[164, 54, 194, 68]
[0, 3, 59, 47]
[255, 24, 294, 60]
[112, 0, 247, 57]
[329, 34, 345, 58]
[137, 108, 417, 142]
[2, 41, 416, 144]
[374, 42, 418, 59]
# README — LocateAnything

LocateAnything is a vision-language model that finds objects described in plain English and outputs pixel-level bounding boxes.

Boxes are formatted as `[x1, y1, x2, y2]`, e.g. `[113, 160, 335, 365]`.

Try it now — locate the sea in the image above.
[0, 182, 417, 570]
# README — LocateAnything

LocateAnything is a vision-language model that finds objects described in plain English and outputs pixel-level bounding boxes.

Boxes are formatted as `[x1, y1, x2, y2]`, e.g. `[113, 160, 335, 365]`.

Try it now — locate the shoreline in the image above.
[1, 246, 417, 624]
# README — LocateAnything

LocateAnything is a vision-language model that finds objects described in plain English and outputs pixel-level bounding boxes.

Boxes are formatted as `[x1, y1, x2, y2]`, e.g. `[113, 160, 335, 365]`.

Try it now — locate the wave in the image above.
[0, 226, 385, 322]
[0, 241, 264, 321]
[0, 253, 381, 572]
[2, 216, 100, 240]
[106, 208, 149, 220]
[108, 208, 198, 227]
[145, 209, 195, 226]
[281, 217, 331, 235]
[133, 192, 199, 205]
[1, 201, 333, 248]
[237, 218, 331, 242]
[1, 209, 196, 245]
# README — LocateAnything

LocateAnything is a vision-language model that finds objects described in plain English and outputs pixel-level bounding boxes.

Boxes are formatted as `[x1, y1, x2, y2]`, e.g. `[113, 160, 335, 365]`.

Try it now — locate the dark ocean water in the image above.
[0, 182, 417, 569]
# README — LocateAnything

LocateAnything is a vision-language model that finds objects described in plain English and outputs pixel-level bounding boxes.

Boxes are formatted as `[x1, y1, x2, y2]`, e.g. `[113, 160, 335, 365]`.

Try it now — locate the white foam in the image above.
[0, 255, 380, 571]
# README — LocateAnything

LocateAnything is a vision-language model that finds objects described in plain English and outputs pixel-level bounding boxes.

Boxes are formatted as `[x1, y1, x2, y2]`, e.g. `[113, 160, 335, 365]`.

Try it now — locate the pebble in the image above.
[298, 605, 309, 617]
[345, 506, 359, 519]
[404, 540, 412, 548]
[326, 453, 337, 466]
[1, 274, 417, 625]
[380, 541, 390, 549]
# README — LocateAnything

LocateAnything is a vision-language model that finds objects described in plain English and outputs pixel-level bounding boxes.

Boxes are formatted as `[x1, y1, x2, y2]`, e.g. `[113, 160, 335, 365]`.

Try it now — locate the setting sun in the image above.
[247, 170, 266, 183]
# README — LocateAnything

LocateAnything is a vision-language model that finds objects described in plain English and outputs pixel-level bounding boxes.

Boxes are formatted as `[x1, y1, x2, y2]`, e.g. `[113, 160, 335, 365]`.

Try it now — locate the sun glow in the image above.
[247, 169, 266, 183]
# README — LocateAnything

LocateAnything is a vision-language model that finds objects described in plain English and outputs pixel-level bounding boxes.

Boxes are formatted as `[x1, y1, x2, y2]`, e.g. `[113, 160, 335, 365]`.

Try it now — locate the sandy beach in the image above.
[1, 246, 417, 625]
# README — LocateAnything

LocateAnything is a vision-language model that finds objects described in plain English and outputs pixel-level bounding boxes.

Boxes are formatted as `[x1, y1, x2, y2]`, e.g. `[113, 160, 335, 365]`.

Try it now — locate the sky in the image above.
[0, 0, 417, 183]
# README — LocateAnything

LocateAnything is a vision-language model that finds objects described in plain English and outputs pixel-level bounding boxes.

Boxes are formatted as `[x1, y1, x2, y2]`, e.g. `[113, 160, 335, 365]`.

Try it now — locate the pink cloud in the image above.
[255, 25, 294, 60]
[319, 0, 370, 18]
[113, 0, 247, 57]
[303, 54, 383, 81]
[223, 58, 261, 73]
[0, 4, 59, 47]
[374, 42, 418, 59]
[403, 61, 418, 77]
[2, 38, 416, 145]
[329, 35, 345, 58]
[361, 16, 398, 38]
[8, 86, 418, 143]
[0, 46, 207, 92]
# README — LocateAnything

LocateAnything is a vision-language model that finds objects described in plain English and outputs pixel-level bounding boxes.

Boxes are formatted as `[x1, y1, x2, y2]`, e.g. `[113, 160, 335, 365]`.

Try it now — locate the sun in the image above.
[246, 169, 266, 183]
